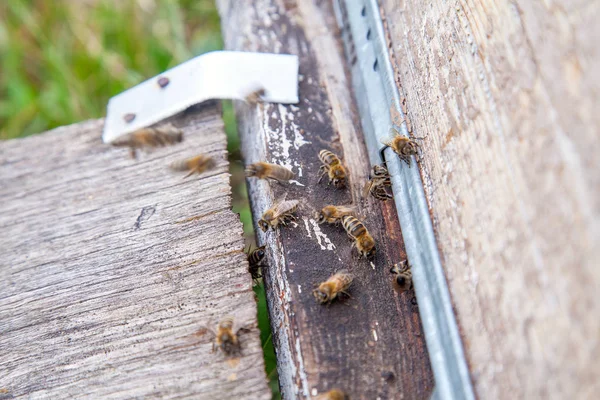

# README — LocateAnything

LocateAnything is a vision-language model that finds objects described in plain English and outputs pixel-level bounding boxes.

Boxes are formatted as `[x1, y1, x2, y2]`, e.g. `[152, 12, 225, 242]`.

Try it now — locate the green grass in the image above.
[0, 1, 279, 397]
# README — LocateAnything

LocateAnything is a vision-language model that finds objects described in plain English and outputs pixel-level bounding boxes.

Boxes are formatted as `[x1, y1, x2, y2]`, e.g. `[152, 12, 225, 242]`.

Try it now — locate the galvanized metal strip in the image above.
[102, 51, 299, 143]
[334, 1, 476, 399]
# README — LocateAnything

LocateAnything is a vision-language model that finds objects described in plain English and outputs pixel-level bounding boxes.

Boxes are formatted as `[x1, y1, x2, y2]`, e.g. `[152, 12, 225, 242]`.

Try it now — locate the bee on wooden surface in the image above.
[316, 388, 349, 400]
[213, 317, 239, 355]
[245, 161, 295, 183]
[316, 205, 356, 225]
[244, 87, 266, 104]
[258, 195, 299, 232]
[170, 154, 215, 178]
[111, 124, 183, 159]
[381, 127, 421, 166]
[246, 245, 267, 280]
[318, 149, 347, 189]
[342, 215, 376, 259]
[390, 261, 413, 293]
[313, 270, 354, 305]
[362, 164, 393, 201]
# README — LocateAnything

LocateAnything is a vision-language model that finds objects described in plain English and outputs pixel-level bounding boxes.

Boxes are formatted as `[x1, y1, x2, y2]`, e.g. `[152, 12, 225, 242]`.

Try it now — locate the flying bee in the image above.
[381, 127, 421, 166]
[313, 270, 354, 305]
[245, 162, 295, 183]
[170, 154, 215, 178]
[390, 261, 413, 293]
[316, 205, 356, 225]
[258, 195, 299, 232]
[316, 389, 349, 400]
[246, 245, 267, 280]
[111, 124, 183, 159]
[318, 149, 347, 189]
[244, 87, 266, 104]
[342, 215, 376, 259]
[362, 164, 393, 201]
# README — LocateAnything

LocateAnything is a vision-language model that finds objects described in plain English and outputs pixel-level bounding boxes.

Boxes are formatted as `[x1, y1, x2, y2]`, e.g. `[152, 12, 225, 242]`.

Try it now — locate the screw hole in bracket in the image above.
[366, 29, 372, 40]
[373, 59, 379, 71]
[361, 6, 366, 16]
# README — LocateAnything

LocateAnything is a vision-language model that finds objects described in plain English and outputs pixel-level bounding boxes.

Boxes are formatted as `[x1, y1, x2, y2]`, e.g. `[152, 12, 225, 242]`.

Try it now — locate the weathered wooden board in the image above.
[379, 1, 600, 398]
[217, 1, 434, 399]
[0, 104, 270, 399]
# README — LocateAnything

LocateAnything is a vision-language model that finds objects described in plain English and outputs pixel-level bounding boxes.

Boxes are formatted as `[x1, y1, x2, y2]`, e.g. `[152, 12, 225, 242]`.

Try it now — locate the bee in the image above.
[246, 245, 267, 280]
[318, 149, 347, 188]
[390, 261, 413, 293]
[381, 127, 421, 166]
[258, 195, 299, 232]
[313, 270, 354, 305]
[244, 87, 266, 104]
[316, 389, 349, 400]
[316, 205, 356, 224]
[245, 162, 295, 183]
[111, 124, 183, 159]
[342, 215, 376, 259]
[170, 154, 215, 178]
[362, 164, 393, 200]
[212, 317, 240, 355]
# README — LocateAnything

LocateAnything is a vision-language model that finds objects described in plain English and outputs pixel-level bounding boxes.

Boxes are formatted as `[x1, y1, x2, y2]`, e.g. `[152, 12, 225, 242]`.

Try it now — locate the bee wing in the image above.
[390, 105, 404, 126]
[362, 180, 373, 199]
[273, 199, 299, 218]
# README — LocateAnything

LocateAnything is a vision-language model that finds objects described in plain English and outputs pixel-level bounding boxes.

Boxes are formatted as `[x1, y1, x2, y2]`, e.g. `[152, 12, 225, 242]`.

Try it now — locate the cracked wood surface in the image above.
[379, 1, 600, 398]
[217, 1, 434, 399]
[0, 104, 270, 400]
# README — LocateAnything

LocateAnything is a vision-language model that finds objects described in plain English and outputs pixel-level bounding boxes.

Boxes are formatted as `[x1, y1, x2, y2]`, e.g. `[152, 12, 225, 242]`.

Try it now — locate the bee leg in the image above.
[317, 168, 327, 184]
[340, 291, 353, 299]
[183, 169, 196, 179]
[399, 153, 411, 166]
[129, 148, 137, 159]
[269, 177, 285, 186]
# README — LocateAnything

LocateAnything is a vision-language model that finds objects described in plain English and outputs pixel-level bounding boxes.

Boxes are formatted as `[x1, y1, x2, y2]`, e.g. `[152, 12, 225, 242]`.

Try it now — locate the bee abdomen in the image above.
[342, 215, 366, 238]
[319, 149, 340, 166]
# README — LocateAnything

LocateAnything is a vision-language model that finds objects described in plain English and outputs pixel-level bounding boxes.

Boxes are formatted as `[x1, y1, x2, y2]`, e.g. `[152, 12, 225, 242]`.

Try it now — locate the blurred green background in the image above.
[0, 0, 279, 398]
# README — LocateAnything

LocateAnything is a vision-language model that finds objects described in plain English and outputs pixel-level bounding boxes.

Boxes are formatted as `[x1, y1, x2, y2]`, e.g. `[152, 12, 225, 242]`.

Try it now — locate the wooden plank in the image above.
[217, 1, 434, 399]
[379, 1, 600, 398]
[0, 103, 271, 400]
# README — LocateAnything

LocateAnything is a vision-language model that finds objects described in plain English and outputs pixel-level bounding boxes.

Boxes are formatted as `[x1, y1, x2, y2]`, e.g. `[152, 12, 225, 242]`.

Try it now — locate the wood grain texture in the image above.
[379, 1, 600, 398]
[217, 1, 434, 399]
[0, 104, 270, 400]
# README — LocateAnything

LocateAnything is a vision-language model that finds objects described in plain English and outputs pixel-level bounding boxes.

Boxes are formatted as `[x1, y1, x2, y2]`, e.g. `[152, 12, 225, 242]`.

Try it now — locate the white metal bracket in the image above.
[102, 51, 299, 143]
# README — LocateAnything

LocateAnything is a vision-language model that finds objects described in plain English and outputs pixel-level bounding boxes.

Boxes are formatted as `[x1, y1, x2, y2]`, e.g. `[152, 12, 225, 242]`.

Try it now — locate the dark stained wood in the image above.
[379, 0, 600, 398]
[0, 104, 271, 399]
[217, 1, 434, 399]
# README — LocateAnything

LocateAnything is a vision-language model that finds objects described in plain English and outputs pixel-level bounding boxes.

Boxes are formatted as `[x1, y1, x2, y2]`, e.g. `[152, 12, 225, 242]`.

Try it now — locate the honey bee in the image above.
[213, 317, 240, 355]
[381, 127, 421, 166]
[390, 261, 413, 293]
[313, 270, 354, 304]
[316, 205, 356, 224]
[246, 245, 267, 280]
[170, 154, 215, 178]
[244, 87, 266, 104]
[318, 149, 347, 188]
[111, 124, 183, 158]
[362, 164, 393, 200]
[316, 389, 349, 400]
[342, 215, 376, 259]
[258, 195, 299, 232]
[245, 162, 295, 183]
